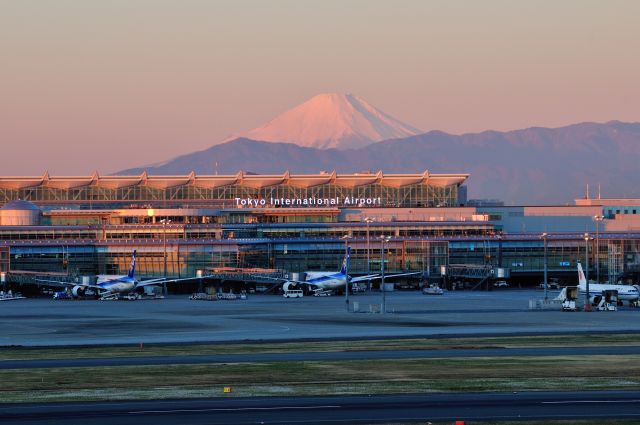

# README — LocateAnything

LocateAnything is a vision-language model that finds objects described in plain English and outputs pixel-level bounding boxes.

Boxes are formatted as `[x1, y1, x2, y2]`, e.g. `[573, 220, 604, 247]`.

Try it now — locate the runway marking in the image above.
[128, 405, 340, 414]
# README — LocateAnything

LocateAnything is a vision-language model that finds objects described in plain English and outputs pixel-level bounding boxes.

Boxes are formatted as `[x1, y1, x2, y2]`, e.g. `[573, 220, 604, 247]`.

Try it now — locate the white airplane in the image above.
[36, 251, 179, 299]
[276, 247, 419, 292]
[577, 262, 640, 305]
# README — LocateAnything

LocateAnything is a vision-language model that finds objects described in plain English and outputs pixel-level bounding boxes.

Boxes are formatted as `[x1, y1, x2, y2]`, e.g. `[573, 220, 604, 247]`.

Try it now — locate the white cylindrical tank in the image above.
[0, 200, 41, 226]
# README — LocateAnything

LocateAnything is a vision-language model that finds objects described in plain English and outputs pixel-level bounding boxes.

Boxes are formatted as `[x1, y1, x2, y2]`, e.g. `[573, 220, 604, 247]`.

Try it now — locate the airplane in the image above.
[577, 262, 640, 305]
[36, 251, 181, 300]
[266, 247, 419, 293]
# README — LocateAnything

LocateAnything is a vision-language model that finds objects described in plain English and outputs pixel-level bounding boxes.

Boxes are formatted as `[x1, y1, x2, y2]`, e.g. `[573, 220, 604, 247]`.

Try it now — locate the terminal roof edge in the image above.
[0, 171, 469, 190]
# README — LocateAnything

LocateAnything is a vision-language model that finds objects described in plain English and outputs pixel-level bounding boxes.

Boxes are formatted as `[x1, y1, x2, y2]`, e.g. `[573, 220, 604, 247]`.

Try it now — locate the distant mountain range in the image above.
[119, 121, 640, 205]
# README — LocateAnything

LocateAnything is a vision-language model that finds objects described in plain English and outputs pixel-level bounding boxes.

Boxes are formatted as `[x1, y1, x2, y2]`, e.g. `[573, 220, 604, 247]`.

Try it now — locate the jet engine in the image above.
[283, 281, 298, 292]
[71, 285, 86, 297]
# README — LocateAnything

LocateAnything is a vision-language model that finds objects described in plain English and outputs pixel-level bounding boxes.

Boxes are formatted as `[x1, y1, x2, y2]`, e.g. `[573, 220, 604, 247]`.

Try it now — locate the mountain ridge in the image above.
[118, 120, 640, 204]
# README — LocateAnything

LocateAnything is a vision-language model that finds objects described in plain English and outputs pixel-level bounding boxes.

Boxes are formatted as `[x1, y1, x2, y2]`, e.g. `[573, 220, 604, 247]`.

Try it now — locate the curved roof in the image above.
[287, 171, 335, 188]
[0, 199, 41, 211]
[428, 174, 469, 187]
[0, 171, 469, 190]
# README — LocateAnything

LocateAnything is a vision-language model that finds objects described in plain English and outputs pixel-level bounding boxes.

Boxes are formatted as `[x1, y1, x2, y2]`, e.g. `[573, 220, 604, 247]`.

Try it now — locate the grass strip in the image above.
[2, 355, 640, 403]
[3, 334, 640, 361]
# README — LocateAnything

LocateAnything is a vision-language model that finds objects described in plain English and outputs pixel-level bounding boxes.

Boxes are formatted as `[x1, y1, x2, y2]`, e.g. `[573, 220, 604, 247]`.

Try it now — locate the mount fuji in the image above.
[236, 93, 421, 150]
[116, 92, 640, 204]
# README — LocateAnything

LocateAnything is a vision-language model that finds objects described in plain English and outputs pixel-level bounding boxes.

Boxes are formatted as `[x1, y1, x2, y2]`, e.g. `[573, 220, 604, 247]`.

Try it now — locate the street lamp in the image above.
[379, 235, 392, 314]
[584, 232, 591, 312]
[593, 215, 604, 283]
[341, 234, 352, 311]
[364, 217, 374, 291]
[541, 232, 548, 300]
[160, 219, 171, 296]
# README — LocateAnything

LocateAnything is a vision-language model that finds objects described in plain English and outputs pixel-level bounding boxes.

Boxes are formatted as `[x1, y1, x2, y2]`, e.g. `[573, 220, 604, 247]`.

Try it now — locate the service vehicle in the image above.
[283, 289, 304, 298]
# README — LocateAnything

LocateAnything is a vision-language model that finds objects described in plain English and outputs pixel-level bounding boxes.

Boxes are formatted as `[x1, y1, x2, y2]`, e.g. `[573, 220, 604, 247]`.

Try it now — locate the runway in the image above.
[3, 290, 640, 347]
[3, 345, 640, 369]
[2, 391, 640, 424]
[3, 290, 640, 423]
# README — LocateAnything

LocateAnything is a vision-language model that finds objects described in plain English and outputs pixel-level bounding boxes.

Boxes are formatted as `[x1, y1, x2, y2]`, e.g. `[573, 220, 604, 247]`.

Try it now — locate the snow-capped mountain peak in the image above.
[242, 93, 422, 149]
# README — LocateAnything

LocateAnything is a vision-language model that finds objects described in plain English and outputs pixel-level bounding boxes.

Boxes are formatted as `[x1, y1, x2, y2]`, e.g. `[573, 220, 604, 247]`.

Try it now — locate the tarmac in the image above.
[2, 289, 640, 346]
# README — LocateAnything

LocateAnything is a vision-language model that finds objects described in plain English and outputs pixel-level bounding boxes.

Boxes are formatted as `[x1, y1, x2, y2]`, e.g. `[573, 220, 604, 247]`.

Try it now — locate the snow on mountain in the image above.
[241, 93, 422, 149]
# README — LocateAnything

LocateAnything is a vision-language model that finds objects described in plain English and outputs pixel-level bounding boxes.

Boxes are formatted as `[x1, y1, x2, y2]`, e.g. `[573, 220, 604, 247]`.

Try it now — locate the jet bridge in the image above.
[199, 267, 288, 284]
[447, 264, 493, 279]
[445, 264, 510, 291]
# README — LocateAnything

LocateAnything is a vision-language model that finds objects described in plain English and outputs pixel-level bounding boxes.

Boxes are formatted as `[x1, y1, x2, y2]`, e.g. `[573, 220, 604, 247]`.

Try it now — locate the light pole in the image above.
[341, 234, 352, 311]
[364, 217, 374, 291]
[160, 219, 171, 296]
[593, 215, 604, 283]
[584, 232, 591, 311]
[379, 235, 391, 314]
[541, 232, 548, 300]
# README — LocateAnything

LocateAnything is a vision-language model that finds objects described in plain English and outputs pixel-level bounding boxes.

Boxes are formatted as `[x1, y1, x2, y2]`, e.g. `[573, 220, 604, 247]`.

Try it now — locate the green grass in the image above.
[3, 355, 640, 403]
[4, 335, 640, 404]
[3, 333, 640, 360]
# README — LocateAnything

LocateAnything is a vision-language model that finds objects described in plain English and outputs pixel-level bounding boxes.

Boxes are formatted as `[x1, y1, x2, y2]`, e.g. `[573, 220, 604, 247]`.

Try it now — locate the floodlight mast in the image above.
[160, 219, 171, 296]
[341, 234, 352, 311]
[541, 232, 548, 300]
[584, 233, 591, 312]
[593, 215, 604, 283]
[379, 235, 392, 314]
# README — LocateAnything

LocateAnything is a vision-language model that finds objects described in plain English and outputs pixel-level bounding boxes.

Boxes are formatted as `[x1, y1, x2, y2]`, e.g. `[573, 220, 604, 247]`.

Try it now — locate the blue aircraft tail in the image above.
[127, 250, 137, 278]
[340, 247, 351, 275]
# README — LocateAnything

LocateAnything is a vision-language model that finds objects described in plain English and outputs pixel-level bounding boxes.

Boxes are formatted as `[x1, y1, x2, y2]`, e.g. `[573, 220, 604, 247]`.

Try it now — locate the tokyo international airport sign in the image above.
[235, 197, 382, 207]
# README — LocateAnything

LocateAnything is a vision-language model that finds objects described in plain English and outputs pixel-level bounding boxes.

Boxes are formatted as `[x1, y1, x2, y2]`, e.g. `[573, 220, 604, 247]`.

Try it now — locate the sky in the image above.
[1, 0, 639, 175]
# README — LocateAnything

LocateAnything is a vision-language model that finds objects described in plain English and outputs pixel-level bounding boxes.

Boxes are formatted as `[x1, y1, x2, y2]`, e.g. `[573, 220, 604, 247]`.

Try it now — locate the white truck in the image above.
[557, 286, 579, 311]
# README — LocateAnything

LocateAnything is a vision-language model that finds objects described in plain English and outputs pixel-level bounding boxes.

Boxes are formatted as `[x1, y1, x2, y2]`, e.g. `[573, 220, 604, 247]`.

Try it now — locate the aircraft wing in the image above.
[350, 274, 380, 283]
[34, 279, 105, 291]
[385, 272, 422, 279]
[250, 275, 310, 285]
[135, 276, 205, 287]
[34, 278, 76, 287]
[135, 278, 171, 287]
[351, 272, 421, 283]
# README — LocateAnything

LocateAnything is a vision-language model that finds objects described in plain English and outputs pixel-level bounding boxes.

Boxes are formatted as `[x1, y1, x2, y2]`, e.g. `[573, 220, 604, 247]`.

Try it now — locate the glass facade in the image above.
[5, 230, 640, 287]
[0, 178, 459, 209]
[0, 246, 8, 273]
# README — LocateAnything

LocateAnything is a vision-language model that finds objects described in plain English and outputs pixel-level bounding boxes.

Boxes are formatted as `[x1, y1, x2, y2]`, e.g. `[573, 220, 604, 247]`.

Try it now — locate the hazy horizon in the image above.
[2, 0, 639, 175]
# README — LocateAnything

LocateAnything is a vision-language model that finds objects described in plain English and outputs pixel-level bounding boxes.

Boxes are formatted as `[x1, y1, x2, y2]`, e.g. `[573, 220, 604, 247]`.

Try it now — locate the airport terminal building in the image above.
[2, 170, 640, 291]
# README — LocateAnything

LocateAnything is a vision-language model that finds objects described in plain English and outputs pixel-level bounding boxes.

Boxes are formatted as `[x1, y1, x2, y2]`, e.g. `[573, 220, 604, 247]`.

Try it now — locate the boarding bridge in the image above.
[198, 267, 288, 284]
[445, 264, 510, 291]
[447, 264, 493, 280]
[5, 271, 78, 286]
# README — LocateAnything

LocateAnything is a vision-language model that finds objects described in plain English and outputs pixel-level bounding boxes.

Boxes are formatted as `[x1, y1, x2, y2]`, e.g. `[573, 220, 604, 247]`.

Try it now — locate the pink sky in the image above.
[1, 0, 639, 175]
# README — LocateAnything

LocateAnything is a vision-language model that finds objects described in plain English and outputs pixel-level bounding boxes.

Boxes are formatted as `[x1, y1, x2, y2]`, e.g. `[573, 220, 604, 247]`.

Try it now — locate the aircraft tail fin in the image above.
[128, 250, 137, 279]
[340, 247, 351, 275]
[577, 262, 586, 286]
